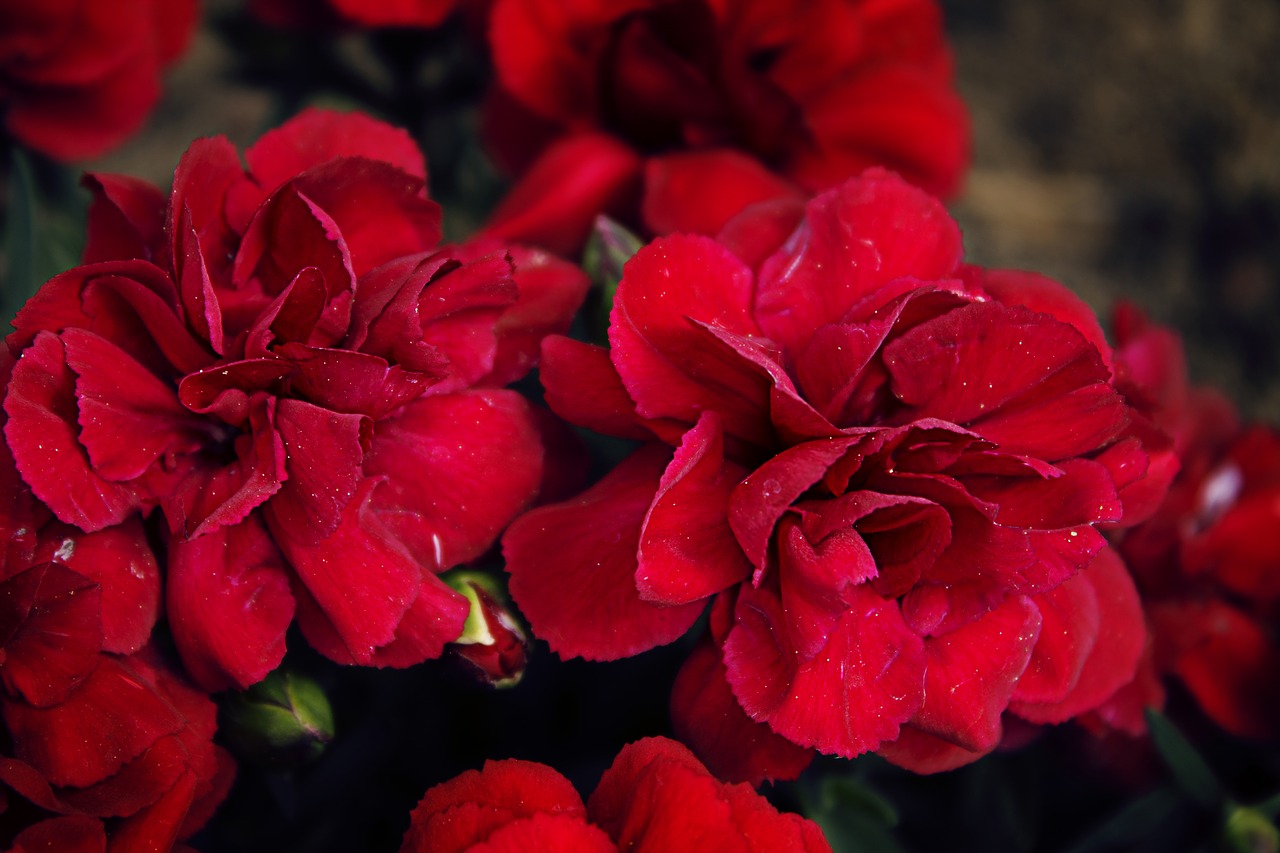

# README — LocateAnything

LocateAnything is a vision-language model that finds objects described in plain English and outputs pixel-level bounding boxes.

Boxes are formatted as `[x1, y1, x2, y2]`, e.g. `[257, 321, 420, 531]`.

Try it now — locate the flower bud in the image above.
[220, 669, 335, 768]
[444, 570, 529, 688]
[1224, 805, 1280, 853]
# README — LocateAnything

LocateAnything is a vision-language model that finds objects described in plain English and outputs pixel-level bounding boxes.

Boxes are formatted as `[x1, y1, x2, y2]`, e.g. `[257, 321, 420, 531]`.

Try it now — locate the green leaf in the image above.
[1145, 707, 1223, 809]
[3, 147, 87, 327]
[3, 147, 38, 325]
[802, 775, 905, 853]
[1065, 788, 1184, 853]
[581, 215, 642, 343]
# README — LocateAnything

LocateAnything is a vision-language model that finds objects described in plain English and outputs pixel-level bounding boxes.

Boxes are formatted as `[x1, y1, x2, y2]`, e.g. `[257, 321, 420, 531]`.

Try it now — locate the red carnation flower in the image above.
[0, 394, 234, 850]
[504, 171, 1157, 779]
[400, 736, 831, 852]
[249, 0, 462, 30]
[0, 0, 196, 161]
[1102, 308, 1280, 739]
[483, 0, 968, 254]
[2, 108, 589, 691]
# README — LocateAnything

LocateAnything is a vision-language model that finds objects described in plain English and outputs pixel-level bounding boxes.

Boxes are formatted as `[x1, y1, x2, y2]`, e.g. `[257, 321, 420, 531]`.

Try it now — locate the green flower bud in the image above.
[1225, 805, 1280, 853]
[221, 669, 335, 768]
[444, 570, 528, 689]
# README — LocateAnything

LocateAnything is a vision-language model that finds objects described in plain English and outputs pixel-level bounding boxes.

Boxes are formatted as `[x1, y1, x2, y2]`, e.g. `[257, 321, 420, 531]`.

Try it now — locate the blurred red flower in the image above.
[504, 171, 1159, 779]
[399, 736, 831, 852]
[482, 0, 969, 255]
[2, 108, 589, 691]
[1102, 307, 1280, 739]
[249, 0, 461, 30]
[0, 0, 196, 161]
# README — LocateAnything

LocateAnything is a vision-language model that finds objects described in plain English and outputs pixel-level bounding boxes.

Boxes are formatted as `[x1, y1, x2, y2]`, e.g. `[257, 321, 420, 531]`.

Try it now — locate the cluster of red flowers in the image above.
[400, 737, 831, 852]
[482, 0, 968, 254]
[1100, 307, 1280, 740]
[1, 0, 1277, 850]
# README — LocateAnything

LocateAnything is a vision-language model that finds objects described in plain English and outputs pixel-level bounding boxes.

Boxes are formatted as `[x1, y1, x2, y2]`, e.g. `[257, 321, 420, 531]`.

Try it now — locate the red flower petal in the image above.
[245, 108, 428, 189]
[793, 65, 969, 199]
[1157, 600, 1280, 739]
[0, 563, 101, 707]
[367, 390, 544, 570]
[884, 302, 1126, 461]
[958, 457, 1122, 529]
[296, 570, 469, 669]
[463, 812, 616, 853]
[57, 734, 188, 818]
[1009, 547, 1145, 724]
[164, 393, 287, 539]
[108, 767, 198, 853]
[587, 737, 721, 841]
[903, 510, 1104, 636]
[1011, 568, 1100, 705]
[609, 234, 771, 444]
[484, 132, 643, 258]
[402, 758, 586, 853]
[910, 595, 1041, 752]
[642, 150, 802, 237]
[275, 480, 420, 665]
[979, 268, 1113, 373]
[8, 816, 106, 853]
[279, 345, 437, 420]
[166, 514, 295, 691]
[32, 517, 159, 655]
[875, 724, 991, 774]
[637, 413, 753, 605]
[539, 336, 685, 444]
[413, 252, 517, 393]
[754, 170, 962, 354]
[670, 639, 815, 786]
[292, 158, 442, 278]
[725, 582, 925, 757]
[504, 445, 704, 660]
[2, 656, 184, 788]
[5, 41, 159, 162]
[728, 438, 859, 570]
[268, 398, 369, 546]
[4, 332, 141, 532]
[62, 327, 207, 483]
[232, 186, 356, 336]
[168, 136, 245, 288]
[589, 737, 830, 853]
[81, 173, 166, 264]
[470, 243, 592, 387]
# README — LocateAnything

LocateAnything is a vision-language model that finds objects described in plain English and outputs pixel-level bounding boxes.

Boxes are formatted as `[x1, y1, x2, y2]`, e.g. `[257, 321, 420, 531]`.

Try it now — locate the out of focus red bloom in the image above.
[399, 736, 831, 852]
[0, 387, 234, 850]
[2, 108, 589, 691]
[1105, 307, 1280, 739]
[0, 0, 196, 161]
[249, 0, 461, 30]
[504, 171, 1159, 779]
[483, 0, 969, 255]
